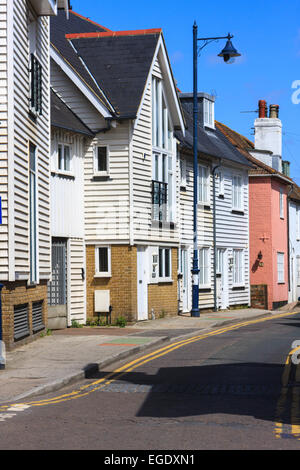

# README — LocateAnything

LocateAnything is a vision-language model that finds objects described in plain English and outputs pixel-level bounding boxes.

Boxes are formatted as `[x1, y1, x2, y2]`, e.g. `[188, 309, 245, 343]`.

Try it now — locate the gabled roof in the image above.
[175, 98, 252, 168]
[215, 121, 294, 184]
[51, 11, 161, 119]
[51, 89, 95, 136]
[50, 10, 114, 114]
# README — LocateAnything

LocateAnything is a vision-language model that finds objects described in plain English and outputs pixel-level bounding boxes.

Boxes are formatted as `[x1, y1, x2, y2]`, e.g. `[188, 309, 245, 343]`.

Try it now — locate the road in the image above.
[1, 311, 300, 450]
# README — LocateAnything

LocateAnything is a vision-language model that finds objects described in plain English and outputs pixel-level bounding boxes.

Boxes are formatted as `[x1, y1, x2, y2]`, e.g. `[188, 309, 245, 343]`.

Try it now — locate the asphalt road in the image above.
[1, 312, 300, 451]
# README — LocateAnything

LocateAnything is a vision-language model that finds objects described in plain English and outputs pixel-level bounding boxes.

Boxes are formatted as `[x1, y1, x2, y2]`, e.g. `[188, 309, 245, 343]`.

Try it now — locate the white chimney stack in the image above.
[252, 101, 282, 172]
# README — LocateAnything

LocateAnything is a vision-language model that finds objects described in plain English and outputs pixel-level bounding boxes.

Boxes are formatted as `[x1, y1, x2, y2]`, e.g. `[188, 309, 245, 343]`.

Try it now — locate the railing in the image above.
[152, 180, 168, 221]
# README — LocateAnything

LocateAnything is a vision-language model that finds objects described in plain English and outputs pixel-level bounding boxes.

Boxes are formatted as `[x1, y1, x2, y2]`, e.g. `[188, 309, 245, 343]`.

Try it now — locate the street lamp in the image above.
[191, 22, 241, 317]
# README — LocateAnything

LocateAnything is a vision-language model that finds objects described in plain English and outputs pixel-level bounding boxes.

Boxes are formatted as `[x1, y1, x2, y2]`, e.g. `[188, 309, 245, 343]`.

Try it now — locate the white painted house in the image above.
[0, 0, 69, 349]
[176, 93, 252, 312]
[49, 10, 185, 324]
[288, 187, 300, 304]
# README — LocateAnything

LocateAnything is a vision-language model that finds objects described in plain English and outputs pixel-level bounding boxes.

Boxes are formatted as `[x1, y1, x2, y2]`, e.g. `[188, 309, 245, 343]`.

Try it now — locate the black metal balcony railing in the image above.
[30, 54, 43, 116]
[152, 180, 168, 221]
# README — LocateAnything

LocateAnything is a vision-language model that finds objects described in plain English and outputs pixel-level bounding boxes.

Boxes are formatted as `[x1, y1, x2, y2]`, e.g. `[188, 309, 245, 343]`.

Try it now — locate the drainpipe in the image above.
[212, 163, 221, 312]
[0, 283, 5, 369]
[287, 184, 294, 294]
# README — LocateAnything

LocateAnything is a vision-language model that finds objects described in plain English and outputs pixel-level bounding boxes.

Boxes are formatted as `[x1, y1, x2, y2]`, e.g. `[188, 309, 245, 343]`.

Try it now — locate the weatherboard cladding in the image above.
[51, 89, 94, 136]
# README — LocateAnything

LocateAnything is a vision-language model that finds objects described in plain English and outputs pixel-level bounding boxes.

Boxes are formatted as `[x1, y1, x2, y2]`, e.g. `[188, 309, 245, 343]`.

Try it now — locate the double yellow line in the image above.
[0, 310, 299, 411]
[275, 343, 300, 440]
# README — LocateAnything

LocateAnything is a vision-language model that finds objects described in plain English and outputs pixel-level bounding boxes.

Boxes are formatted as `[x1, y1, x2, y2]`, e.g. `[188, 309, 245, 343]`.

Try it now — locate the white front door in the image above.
[217, 248, 229, 310]
[137, 246, 148, 321]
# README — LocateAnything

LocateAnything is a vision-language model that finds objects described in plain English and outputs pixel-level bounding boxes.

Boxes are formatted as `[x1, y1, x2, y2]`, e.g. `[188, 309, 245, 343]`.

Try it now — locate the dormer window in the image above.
[204, 98, 214, 128]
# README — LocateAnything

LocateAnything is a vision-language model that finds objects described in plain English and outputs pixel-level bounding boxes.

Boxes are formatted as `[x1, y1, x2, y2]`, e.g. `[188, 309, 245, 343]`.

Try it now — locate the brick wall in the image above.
[148, 248, 178, 318]
[250, 284, 268, 309]
[86, 245, 137, 323]
[1, 281, 48, 350]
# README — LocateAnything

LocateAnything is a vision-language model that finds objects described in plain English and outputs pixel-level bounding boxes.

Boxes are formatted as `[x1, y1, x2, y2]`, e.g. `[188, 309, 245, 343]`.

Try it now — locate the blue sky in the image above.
[70, 0, 300, 182]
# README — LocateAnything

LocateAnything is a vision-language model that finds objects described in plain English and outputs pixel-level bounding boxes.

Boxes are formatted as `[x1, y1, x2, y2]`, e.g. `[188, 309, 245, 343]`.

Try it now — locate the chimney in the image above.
[253, 99, 282, 172]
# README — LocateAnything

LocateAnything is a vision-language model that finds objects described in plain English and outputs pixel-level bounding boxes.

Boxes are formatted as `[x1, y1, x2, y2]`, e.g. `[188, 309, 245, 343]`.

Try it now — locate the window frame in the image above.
[217, 170, 225, 197]
[57, 143, 73, 175]
[94, 145, 110, 177]
[232, 249, 245, 287]
[198, 164, 210, 205]
[158, 247, 172, 282]
[29, 143, 38, 285]
[95, 246, 111, 278]
[279, 188, 284, 219]
[277, 252, 285, 284]
[232, 173, 244, 211]
[203, 98, 215, 129]
[198, 246, 211, 288]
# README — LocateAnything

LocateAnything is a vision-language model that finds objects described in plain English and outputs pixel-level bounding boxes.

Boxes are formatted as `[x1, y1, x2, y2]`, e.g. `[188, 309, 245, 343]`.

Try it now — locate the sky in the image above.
[70, 0, 300, 183]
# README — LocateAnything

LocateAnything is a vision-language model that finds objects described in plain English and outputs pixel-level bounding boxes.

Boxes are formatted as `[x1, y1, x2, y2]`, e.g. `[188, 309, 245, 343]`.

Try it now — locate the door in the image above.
[180, 248, 189, 312]
[217, 248, 229, 310]
[48, 239, 68, 328]
[137, 246, 148, 321]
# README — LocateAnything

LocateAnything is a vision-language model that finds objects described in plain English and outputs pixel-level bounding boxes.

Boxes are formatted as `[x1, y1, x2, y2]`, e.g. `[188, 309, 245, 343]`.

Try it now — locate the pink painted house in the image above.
[217, 100, 293, 310]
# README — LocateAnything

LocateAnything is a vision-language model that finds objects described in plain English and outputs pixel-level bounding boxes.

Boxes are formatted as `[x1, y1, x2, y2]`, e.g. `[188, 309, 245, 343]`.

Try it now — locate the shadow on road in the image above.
[85, 361, 298, 426]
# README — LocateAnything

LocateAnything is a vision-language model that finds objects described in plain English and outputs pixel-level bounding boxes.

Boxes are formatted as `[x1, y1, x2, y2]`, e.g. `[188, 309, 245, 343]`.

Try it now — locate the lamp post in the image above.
[191, 22, 241, 317]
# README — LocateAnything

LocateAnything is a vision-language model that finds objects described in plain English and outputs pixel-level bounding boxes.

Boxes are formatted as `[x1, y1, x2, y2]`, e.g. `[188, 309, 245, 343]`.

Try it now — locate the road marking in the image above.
[275, 344, 300, 441]
[0, 310, 299, 417]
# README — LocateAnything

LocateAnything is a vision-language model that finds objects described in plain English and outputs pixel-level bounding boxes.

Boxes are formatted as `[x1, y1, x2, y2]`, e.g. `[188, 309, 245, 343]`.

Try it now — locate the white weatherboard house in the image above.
[49, 11, 185, 325]
[0, 0, 69, 349]
[176, 94, 252, 312]
[288, 186, 300, 304]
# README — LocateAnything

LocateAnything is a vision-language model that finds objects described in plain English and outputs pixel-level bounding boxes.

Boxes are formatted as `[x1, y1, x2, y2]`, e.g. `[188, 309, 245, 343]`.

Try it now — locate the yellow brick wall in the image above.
[1, 281, 48, 350]
[148, 248, 178, 318]
[86, 245, 138, 323]
[86, 245, 179, 323]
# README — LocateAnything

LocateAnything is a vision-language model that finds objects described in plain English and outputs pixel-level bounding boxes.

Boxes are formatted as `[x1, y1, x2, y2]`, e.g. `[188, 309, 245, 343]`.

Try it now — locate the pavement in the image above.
[0, 306, 298, 404]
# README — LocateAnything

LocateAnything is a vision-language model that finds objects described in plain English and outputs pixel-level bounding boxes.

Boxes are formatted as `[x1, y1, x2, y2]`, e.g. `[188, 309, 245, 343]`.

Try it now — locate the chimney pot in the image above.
[258, 100, 267, 118]
[269, 104, 279, 119]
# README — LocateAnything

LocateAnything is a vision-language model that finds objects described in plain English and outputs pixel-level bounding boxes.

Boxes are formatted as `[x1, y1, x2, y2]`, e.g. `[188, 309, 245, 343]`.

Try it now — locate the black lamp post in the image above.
[191, 22, 241, 317]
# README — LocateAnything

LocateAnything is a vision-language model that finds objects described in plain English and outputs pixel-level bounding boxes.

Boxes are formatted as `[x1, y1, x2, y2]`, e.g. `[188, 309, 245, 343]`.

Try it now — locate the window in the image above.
[232, 174, 243, 211]
[199, 247, 210, 287]
[218, 171, 224, 196]
[204, 99, 214, 128]
[152, 153, 174, 222]
[279, 189, 284, 219]
[29, 53, 42, 116]
[277, 252, 285, 283]
[233, 249, 244, 286]
[94, 146, 109, 175]
[216, 248, 225, 275]
[297, 208, 300, 240]
[58, 144, 71, 172]
[95, 246, 111, 277]
[29, 143, 37, 284]
[180, 159, 187, 188]
[198, 165, 210, 204]
[159, 248, 172, 281]
[152, 77, 173, 151]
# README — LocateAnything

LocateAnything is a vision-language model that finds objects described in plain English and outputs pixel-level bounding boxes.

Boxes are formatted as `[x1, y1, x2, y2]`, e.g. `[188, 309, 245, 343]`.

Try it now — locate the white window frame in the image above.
[199, 246, 211, 288]
[95, 246, 111, 278]
[297, 256, 300, 286]
[232, 249, 244, 287]
[158, 247, 172, 282]
[297, 207, 300, 241]
[57, 143, 72, 174]
[180, 158, 187, 188]
[204, 99, 215, 129]
[279, 188, 284, 219]
[277, 252, 285, 284]
[198, 164, 210, 205]
[232, 174, 244, 211]
[94, 145, 109, 177]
